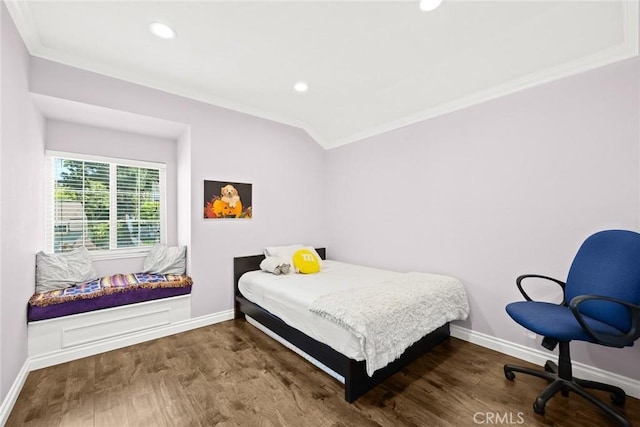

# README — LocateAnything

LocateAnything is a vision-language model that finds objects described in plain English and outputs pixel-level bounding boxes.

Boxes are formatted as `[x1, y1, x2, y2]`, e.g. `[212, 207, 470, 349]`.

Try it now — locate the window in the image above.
[45, 151, 166, 259]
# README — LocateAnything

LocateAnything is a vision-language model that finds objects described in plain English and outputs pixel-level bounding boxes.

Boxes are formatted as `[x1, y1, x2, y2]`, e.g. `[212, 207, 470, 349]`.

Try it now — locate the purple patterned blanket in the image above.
[29, 273, 193, 307]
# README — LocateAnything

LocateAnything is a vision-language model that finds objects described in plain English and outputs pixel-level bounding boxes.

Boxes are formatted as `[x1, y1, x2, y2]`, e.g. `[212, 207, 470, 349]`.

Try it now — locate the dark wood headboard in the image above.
[233, 248, 326, 318]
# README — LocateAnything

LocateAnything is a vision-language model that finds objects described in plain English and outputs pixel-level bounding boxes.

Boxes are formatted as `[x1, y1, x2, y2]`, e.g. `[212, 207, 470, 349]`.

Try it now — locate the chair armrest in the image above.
[516, 274, 566, 304]
[569, 295, 640, 347]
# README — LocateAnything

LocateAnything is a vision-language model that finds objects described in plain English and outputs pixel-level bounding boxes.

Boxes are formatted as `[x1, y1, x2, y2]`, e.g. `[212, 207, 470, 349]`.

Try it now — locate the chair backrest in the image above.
[565, 230, 640, 333]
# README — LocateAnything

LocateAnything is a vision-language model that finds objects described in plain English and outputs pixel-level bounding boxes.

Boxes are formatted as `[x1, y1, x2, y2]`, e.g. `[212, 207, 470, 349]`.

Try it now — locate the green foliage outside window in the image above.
[52, 158, 161, 252]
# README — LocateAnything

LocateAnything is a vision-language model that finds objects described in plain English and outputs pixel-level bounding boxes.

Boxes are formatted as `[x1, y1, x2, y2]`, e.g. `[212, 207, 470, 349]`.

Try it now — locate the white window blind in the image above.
[45, 151, 166, 258]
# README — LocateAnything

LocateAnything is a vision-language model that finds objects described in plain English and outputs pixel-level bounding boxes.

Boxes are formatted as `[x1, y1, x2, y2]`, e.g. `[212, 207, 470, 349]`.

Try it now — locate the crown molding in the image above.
[324, 0, 639, 149]
[7, 0, 639, 150]
[4, 0, 41, 48]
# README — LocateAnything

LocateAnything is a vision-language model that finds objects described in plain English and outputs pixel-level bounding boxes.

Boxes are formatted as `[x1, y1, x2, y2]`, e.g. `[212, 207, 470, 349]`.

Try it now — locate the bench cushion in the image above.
[28, 273, 192, 322]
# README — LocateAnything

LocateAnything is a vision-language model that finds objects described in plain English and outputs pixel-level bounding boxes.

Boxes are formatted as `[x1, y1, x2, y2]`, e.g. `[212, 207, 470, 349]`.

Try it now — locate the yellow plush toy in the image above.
[292, 248, 321, 274]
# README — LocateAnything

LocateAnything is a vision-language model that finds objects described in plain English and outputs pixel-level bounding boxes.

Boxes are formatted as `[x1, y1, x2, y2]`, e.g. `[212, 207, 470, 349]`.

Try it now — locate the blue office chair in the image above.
[504, 230, 640, 427]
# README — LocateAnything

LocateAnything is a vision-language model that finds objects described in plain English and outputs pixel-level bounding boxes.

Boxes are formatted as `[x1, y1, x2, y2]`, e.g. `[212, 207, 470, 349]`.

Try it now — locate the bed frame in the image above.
[233, 248, 450, 402]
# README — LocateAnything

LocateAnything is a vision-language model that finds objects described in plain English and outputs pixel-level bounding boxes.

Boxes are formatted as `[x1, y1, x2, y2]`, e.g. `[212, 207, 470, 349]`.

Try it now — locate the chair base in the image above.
[504, 360, 629, 427]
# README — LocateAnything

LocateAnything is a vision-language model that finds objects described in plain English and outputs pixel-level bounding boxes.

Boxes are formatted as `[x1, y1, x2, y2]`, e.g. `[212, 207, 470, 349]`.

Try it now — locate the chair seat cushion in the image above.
[506, 301, 626, 344]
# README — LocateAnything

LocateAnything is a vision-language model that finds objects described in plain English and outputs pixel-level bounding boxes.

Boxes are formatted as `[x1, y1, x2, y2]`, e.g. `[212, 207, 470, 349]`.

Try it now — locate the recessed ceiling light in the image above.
[294, 82, 309, 93]
[149, 22, 176, 39]
[419, 0, 443, 12]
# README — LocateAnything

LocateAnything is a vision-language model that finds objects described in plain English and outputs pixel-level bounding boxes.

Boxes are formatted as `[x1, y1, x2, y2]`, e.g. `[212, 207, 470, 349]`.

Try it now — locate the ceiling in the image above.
[6, 1, 639, 149]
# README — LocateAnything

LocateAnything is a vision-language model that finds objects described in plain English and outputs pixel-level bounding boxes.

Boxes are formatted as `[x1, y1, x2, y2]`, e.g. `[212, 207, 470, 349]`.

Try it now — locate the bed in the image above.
[234, 248, 469, 402]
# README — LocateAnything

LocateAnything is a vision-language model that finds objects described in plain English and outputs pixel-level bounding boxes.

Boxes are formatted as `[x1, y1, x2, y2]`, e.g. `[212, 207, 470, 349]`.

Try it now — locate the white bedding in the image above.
[238, 260, 469, 373]
[239, 260, 396, 360]
[310, 272, 469, 375]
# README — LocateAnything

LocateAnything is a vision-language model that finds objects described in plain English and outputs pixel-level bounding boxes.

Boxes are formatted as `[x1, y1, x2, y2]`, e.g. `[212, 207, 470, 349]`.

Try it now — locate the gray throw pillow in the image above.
[35, 247, 98, 293]
[143, 244, 186, 275]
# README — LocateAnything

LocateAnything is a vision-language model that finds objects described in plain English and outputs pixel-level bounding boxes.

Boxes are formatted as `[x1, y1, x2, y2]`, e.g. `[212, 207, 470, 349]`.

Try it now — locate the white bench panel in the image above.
[28, 294, 191, 358]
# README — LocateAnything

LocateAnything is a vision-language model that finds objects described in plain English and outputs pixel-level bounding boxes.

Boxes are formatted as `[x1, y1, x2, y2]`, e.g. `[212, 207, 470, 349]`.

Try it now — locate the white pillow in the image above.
[264, 244, 303, 257]
[143, 244, 187, 275]
[263, 244, 302, 270]
[36, 247, 98, 293]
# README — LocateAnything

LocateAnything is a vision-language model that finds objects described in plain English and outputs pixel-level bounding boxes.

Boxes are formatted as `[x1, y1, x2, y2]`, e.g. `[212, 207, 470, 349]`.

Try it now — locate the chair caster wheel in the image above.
[611, 393, 626, 407]
[533, 400, 545, 415]
[504, 368, 515, 381]
[544, 361, 557, 373]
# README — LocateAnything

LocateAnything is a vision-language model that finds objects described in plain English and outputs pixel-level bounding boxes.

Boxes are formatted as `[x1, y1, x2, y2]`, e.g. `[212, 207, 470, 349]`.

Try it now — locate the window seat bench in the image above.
[28, 272, 192, 321]
[27, 273, 193, 361]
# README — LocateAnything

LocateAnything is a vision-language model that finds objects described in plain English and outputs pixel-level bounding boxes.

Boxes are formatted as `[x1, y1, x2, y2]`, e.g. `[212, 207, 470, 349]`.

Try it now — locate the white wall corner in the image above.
[1, 309, 233, 423]
[0, 359, 29, 426]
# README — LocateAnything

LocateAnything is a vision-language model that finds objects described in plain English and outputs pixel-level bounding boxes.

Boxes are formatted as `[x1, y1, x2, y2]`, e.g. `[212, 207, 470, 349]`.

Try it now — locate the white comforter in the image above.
[309, 272, 469, 376]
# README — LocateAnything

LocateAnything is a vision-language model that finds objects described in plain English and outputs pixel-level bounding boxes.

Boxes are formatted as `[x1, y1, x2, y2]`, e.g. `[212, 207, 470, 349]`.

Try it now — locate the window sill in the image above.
[90, 248, 152, 261]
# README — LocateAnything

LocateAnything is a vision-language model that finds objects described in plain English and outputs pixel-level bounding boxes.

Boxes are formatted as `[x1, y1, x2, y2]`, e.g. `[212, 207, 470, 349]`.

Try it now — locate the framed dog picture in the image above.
[203, 180, 252, 219]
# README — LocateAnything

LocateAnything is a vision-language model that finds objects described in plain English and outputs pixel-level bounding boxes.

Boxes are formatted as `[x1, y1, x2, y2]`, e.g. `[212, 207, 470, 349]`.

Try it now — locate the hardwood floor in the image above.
[8, 319, 640, 426]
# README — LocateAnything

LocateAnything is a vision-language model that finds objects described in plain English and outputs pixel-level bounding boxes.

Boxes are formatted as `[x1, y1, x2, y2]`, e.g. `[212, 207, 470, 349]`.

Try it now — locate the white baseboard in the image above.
[0, 309, 234, 424]
[450, 324, 640, 399]
[4, 317, 637, 423]
[0, 360, 29, 426]
[29, 309, 234, 370]
[29, 295, 193, 359]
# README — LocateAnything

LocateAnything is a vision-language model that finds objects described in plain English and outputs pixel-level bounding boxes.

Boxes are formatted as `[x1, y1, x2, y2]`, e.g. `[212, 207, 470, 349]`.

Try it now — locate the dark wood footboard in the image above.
[233, 248, 450, 402]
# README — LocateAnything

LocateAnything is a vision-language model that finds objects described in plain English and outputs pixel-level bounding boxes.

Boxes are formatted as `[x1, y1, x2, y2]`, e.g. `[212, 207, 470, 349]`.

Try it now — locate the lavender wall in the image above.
[176, 128, 192, 270]
[45, 120, 178, 276]
[0, 3, 45, 399]
[2, 1, 639, 406]
[325, 57, 640, 380]
[29, 57, 328, 318]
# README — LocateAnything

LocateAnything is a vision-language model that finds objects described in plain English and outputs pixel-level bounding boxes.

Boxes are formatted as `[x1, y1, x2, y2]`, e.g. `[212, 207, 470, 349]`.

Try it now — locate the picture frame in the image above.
[203, 180, 252, 219]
